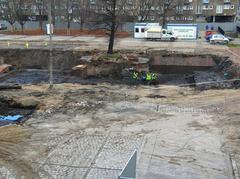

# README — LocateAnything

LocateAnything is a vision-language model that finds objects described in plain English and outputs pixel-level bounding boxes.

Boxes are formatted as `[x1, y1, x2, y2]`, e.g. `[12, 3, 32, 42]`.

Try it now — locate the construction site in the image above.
[0, 36, 240, 179]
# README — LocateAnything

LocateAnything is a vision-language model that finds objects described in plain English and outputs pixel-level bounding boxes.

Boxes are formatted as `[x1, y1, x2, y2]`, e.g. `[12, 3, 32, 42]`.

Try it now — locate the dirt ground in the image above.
[0, 82, 239, 178]
[0, 42, 239, 178]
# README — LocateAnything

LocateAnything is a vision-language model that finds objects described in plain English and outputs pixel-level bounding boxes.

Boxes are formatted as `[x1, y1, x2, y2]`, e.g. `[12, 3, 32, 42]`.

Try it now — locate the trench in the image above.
[0, 49, 239, 127]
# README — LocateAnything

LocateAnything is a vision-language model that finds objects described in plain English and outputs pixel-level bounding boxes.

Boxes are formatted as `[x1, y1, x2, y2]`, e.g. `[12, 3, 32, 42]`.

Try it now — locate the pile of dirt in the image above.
[0, 95, 39, 126]
[0, 96, 39, 109]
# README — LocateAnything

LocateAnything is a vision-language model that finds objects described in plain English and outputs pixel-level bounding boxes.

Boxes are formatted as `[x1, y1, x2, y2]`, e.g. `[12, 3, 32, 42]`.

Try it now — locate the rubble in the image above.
[0, 64, 12, 74]
[0, 96, 40, 109]
[0, 84, 22, 90]
[71, 64, 96, 79]
[80, 56, 93, 63]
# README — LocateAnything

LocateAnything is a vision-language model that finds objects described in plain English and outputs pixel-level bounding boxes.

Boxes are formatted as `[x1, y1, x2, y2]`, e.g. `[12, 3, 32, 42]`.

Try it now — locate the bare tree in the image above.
[15, 0, 31, 32]
[135, 0, 155, 22]
[98, 0, 128, 54]
[157, 0, 180, 27]
[61, 0, 74, 35]
[35, 0, 47, 31]
[0, 0, 17, 32]
[51, 0, 57, 27]
[74, 0, 90, 31]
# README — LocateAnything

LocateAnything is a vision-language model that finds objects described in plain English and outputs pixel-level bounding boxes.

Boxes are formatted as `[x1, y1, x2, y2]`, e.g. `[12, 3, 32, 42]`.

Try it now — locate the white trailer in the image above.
[134, 23, 160, 38]
[166, 24, 198, 40]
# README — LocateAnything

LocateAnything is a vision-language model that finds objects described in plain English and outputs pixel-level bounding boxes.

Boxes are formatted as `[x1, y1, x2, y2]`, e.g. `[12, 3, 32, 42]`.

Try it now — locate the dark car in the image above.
[205, 34, 213, 41]
[0, 24, 7, 30]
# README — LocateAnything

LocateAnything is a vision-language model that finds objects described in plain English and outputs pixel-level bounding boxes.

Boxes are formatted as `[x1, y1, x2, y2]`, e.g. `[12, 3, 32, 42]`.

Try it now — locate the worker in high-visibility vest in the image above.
[152, 73, 158, 80]
[146, 72, 152, 81]
[133, 71, 139, 80]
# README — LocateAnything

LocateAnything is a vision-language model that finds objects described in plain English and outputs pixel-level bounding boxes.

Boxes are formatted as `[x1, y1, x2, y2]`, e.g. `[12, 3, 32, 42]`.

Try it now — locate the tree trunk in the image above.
[10, 24, 14, 32]
[39, 20, 43, 31]
[108, 21, 116, 54]
[21, 24, 24, 33]
[67, 21, 71, 35]
[80, 20, 84, 31]
[107, 0, 117, 54]
[162, 11, 166, 28]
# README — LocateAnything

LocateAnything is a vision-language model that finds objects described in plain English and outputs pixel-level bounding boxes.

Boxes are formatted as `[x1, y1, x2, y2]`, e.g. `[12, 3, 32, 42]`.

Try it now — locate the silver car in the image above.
[210, 34, 229, 44]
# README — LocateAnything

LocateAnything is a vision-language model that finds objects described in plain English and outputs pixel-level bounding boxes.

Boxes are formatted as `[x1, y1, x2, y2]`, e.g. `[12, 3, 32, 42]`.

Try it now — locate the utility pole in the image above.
[48, 0, 53, 89]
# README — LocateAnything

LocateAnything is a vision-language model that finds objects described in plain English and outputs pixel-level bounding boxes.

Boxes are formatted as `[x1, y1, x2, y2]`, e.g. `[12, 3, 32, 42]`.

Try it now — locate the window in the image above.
[196, 5, 202, 14]
[90, 0, 96, 4]
[141, 28, 145, 33]
[135, 28, 139, 33]
[127, 0, 133, 4]
[224, 0, 230, 3]
[216, 5, 223, 13]
[202, 5, 208, 9]
[202, 0, 209, 4]
[224, 4, 230, 9]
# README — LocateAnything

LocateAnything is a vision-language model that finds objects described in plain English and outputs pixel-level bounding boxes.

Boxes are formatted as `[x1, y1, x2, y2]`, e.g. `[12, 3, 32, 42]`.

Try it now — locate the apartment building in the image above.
[85, 0, 239, 23]
[0, 0, 238, 24]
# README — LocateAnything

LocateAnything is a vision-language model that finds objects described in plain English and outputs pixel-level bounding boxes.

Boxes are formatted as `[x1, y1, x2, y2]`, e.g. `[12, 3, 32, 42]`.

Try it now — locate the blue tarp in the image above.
[0, 115, 23, 121]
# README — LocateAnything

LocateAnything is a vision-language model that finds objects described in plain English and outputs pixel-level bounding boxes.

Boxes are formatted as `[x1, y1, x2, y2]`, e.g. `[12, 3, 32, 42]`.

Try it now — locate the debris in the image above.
[0, 64, 12, 74]
[80, 56, 93, 63]
[194, 71, 232, 90]
[132, 57, 150, 72]
[0, 96, 39, 109]
[146, 94, 167, 98]
[0, 84, 22, 90]
[71, 64, 96, 79]
[138, 57, 150, 64]
[0, 115, 23, 121]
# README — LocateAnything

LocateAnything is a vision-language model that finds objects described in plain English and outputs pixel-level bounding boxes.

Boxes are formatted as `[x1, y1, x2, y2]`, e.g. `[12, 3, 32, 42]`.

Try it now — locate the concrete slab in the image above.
[34, 133, 142, 179]
[39, 165, 87, 179]
[45, 135, 106, 167]
[86, 168, 120, 179]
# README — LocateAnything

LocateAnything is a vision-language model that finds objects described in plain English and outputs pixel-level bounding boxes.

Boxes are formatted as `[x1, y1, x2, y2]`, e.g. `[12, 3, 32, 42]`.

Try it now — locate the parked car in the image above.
[206, 34, 213, 41]
[210, 34, 229, 44]
[0, 23, 7, 30]
[225, 36, 233, 41]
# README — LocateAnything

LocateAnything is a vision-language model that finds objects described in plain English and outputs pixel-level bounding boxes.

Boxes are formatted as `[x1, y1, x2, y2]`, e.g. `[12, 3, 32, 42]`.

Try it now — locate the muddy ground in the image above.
[0, 82, 239, 179]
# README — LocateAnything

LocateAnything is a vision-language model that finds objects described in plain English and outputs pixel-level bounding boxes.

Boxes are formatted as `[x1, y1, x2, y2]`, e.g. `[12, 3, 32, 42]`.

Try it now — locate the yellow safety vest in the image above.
[146, 73, 151, 81]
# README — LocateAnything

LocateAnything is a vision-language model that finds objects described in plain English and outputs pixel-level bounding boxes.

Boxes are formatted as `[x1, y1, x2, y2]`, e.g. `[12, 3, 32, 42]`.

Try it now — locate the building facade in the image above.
[0, 0, 239, 24]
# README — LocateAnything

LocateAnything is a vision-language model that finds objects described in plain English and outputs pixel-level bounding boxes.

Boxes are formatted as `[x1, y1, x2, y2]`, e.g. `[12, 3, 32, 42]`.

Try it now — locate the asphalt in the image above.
[0, 34, 230, 53]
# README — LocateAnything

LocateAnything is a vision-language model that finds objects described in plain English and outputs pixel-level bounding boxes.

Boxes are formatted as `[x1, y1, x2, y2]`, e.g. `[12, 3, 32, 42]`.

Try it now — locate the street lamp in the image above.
[48, 0, 53, 89]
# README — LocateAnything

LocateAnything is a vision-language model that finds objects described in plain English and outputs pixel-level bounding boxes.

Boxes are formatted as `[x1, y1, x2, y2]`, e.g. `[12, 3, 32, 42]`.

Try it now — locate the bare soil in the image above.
[0, 83, 239, 178]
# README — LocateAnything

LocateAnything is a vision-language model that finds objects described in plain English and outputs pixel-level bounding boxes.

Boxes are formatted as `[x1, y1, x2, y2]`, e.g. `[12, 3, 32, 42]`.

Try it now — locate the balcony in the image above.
[224, 0, 230, 3]
[202, 0, 209, 4]
[183, 0, 192, 4]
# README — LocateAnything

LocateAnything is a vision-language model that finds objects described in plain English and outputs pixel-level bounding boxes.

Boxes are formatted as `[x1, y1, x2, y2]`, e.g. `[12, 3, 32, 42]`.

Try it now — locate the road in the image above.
[0, 34, 229, 53]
